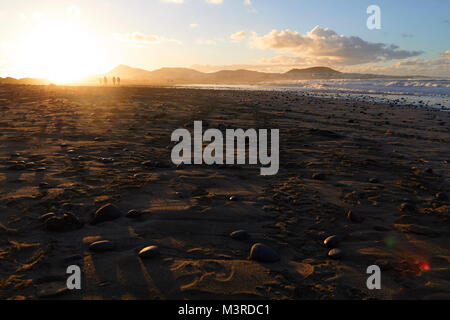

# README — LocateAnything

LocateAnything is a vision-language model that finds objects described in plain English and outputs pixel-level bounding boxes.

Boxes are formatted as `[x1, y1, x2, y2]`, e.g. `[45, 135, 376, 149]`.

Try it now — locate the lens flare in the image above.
[417, 260, 430, 272]
[385, 235, 396, 248]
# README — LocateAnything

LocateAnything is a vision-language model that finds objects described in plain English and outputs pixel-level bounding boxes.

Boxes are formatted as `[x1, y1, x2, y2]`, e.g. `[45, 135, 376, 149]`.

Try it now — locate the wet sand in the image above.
[0, 84, 449, 300]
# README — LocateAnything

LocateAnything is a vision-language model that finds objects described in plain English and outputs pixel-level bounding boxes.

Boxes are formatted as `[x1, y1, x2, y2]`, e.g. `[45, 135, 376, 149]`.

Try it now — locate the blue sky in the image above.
[0, 0, 449, 80]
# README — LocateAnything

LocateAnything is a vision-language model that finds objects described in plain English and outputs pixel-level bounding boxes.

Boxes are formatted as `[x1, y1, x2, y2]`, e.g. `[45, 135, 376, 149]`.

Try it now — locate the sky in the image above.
[0, 0, 449, 81]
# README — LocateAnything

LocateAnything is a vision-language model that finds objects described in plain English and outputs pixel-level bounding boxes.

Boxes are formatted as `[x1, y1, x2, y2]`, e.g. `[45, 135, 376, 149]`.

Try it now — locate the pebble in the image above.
[399, 202, 416, 212]
[435, 192, 448, 201]
[126, 209, 142, 218]
[249, 243, 280, 263]
[39, 212, 56, 222]
[328, 248, 344, 259]
[100, 157, 115, 163]
[39, 182, 49, 188]
[369, 177, 379, 183]
[7, 163, 25, 171]
[138, 246, 160, 259]
[323, 235, 341, 248]
[141, 160, 153, 167]
[89, 240, 115, 252]
[347, 210, 363, 223]
[312, 173, 326, 180]
[230, 230, 249, 241]
[91, 203, 122, 225]
[44, 213, 83, 232]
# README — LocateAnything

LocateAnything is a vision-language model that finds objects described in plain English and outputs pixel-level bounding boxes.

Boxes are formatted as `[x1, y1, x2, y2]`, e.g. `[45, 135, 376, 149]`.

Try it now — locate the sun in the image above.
[15, 19, 107, 83]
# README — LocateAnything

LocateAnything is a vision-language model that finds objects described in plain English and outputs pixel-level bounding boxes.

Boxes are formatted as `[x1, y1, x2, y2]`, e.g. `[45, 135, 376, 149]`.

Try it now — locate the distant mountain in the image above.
[107, 65, 203, 80]
[98, 64, 347, 84]
[106, 65, 154, 80]
[285, 67, 341, 75]
[0, 77, 51, 85]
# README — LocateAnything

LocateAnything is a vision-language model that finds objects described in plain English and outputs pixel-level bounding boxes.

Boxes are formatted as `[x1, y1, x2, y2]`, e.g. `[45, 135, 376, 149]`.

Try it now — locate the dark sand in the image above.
[0, 84, 449, 300]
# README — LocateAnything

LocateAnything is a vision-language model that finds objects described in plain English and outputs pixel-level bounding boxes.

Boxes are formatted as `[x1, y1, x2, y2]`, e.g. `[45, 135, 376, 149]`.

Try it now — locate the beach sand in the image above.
[0, 84, 449, 300]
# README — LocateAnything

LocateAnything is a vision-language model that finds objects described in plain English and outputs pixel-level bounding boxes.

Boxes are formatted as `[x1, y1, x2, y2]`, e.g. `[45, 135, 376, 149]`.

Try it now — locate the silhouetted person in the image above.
[104, 76, 108, 86]
[113, 77, 116, 86]
[117, 77, 121, 86]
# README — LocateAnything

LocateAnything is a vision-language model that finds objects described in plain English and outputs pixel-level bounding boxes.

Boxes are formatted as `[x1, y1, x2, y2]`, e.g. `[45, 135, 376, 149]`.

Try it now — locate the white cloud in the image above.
[190, 23, 199, 28]
[230, 31, 247, 41]
[251, 26, 423, 66]
[114, 32, 181, 45]
[205, 0, 223, 4]
[244, 0, 252, 5]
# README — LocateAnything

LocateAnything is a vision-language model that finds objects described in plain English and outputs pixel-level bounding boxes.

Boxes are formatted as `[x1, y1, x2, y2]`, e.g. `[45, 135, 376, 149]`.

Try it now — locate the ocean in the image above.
[178, 78, 450, 111]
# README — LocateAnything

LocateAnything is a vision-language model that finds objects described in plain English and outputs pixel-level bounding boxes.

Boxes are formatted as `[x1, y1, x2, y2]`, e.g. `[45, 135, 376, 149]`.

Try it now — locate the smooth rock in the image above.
[328, 248, 344, 259]
[89, 240, 115, 252]
[249, 243, 280, 263]
[39, 212, 56, 222]
[126, 209, 142, 218]
[399, 202, 416, 212]
[138, 246, 160, 259]
[44, 213, 83, 232]
[230, 230, 249, 241]
[312, 173, 326, 180]
[141, 160, 153, 167]
[323, 235, 341, 248]
[39, 182, 50, 189]
[436, 192, 448, 201]
[347, 210, 363, 223]
[91, 203, 122, 225]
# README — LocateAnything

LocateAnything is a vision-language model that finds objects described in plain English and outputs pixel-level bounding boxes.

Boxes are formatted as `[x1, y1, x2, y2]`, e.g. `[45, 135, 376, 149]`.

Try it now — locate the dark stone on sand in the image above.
[369, 178, 379, 183]
[230, 230, 249, 241]
[249, 243, 280, 263]
[39, 182, 49, 188]
[126, 209, 142, 218]
[312, 173, 326, 180]
[176, 163, 185, 169]
[89, 240, 115, 252]
[38, 287, 69, 299]
[138, 245, 160, 259]
[100, 157, 115, 163]
[347, 210, 363, 223]
[328, 248, 344, 259]
[399, 202, 416, 212]
[7, 163, 25, 171]
[435, 192, 448, 201]
[141, 160, 153, 167]
[39, 212, 56, 222]
[323, 235, 341, 248]
[424, 167, 433, 174]
[44, 213, 83, 232]
[91, 203, 122, 225]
